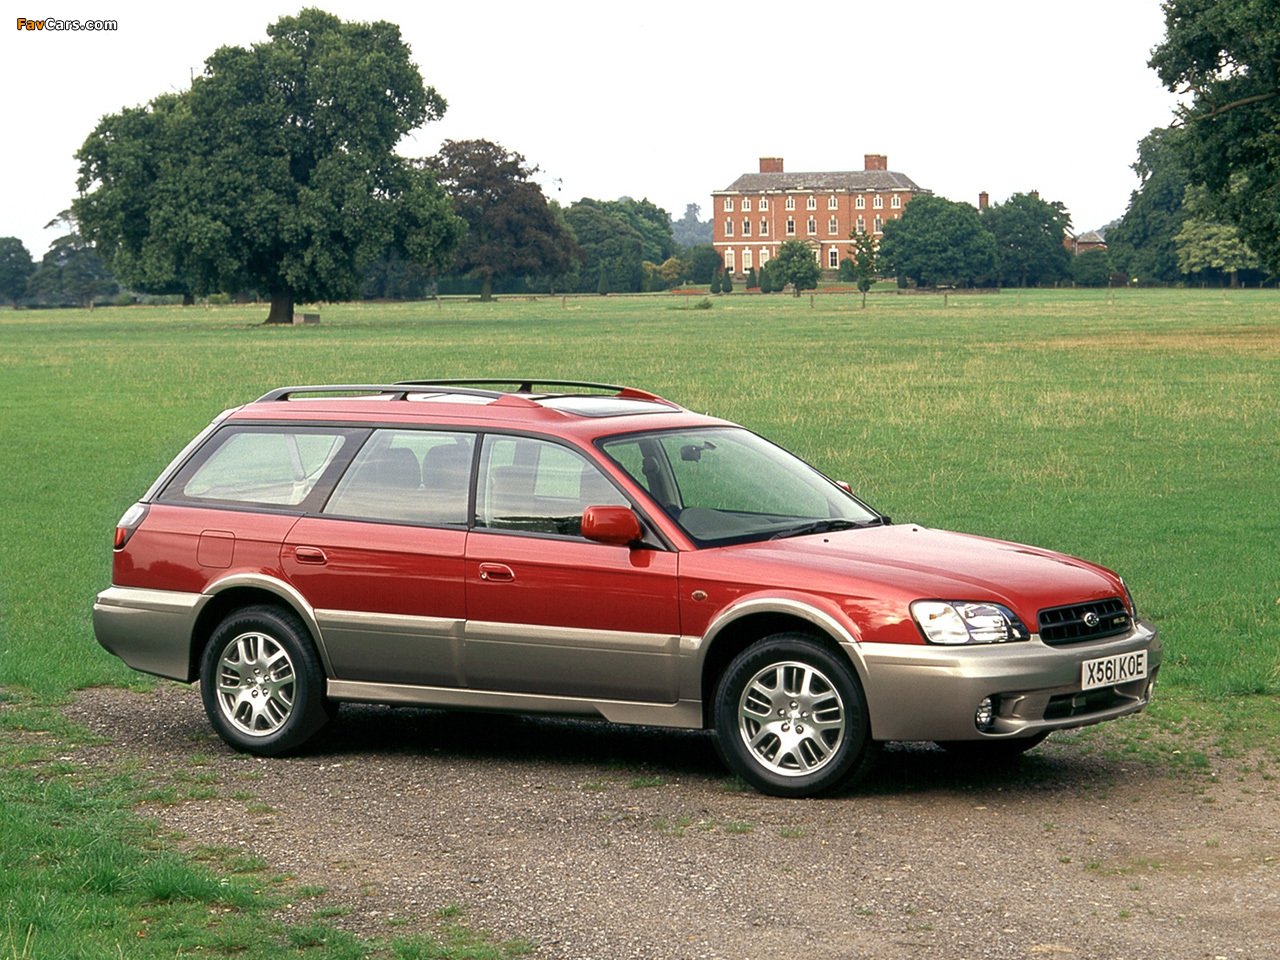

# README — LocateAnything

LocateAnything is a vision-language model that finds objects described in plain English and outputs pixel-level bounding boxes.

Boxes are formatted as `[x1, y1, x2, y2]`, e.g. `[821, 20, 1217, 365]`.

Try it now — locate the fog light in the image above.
[975, 697, 995, 732]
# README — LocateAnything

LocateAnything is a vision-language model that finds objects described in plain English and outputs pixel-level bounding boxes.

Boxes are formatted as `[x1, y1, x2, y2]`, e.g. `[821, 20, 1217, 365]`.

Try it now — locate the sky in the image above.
[2, 0, 1182, 261]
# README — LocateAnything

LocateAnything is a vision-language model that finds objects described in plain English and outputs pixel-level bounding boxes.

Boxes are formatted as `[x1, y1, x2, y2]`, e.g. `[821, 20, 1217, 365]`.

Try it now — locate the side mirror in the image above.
[581, 505, 643, 546]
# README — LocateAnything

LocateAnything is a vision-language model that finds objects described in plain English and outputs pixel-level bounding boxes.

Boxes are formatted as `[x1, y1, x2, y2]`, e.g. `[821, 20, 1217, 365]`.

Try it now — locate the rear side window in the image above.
[160, 426, 363, 510]
[323, 430, 475, 526]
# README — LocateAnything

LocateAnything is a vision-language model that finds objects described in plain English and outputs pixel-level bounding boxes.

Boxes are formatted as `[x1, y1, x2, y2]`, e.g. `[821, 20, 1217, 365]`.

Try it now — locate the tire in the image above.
[199, 605, 334, 756]
[713, 633, 876, 798]
[935, 730, 1050, 762]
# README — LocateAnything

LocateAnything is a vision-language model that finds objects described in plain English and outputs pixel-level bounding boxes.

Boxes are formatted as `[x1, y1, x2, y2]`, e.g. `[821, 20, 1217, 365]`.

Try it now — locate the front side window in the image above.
[828, 247, 839, 268]
[828, 217, 838, 235]
[873, 195, 884, 209]
[806, 196, 817, 210]
[856, 196, 865, 210]
[785, 197, 795, 210]
[724, 219, 734, 236]
[760, 218, 769, 236]
[807, 218, 816, 235]
[723, 197, 733, 211]
[891, 195, 902, 209]
[742, 197, 752, 212]
[324, 430, 474, 525]
[600, 428, 878, 546]
[786, 218, 796, 235]
[760, 197, 769, 211]
[163, 426, 358, 509]
[828, 196, 838, 209]
[742, 219, 751, 236]
[476, 435, 627, 537]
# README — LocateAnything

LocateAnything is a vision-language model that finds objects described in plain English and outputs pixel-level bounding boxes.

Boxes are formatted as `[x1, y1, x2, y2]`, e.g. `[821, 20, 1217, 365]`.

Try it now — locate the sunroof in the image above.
[536, 396, 673, 418]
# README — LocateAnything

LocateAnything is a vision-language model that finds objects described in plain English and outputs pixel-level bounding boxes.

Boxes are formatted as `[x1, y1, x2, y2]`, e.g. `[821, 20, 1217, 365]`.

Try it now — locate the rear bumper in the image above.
[856, 620, 1161, 742]
[93, 585, 204, 681]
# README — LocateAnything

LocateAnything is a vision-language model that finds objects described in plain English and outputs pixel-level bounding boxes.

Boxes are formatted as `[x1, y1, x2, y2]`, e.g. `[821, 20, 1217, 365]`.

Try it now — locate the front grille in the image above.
[1038, 597, 1131, 646]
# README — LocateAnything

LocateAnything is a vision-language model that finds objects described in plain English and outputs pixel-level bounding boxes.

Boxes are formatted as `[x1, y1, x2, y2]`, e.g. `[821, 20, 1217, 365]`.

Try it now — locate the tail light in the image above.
[114, 503, 149, 550]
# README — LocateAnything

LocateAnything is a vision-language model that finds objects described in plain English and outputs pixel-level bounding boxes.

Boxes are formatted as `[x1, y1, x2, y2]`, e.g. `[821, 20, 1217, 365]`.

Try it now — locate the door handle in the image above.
[478, 562, 515, 582]
[293, 546, 327, 564]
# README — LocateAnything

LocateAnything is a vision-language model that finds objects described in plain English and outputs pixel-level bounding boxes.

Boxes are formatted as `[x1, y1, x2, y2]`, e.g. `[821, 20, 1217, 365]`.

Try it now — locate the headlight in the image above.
[1120, 578, 1138, 619]
[911, 600, 1029, 645]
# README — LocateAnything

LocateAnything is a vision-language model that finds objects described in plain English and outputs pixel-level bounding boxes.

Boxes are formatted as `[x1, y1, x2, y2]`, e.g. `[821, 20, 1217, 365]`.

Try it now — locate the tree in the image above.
[688, 244, 721, 284]
[758, 262, 772, 294]
[1105, 128, 1189, 283]
[877, 195, 996, 287]
[710, 270, 722, 294]
[847, 231, 878, 307]
[745, 266, 757, 289]
[602, 197, 675, 264]
[980, 192, 1072, 287]
[658, 256, 686, 287]
[74, 9, 462, 323]
[671, 203, 713, 248]
[563, 199, 644, 293]
[1069, 249, 1113, 287]
[721, 268, 733, 293]
[1174, 185, 1260, 287]
[0, 237, 35, 307]
[769, 239, 821, 296]
[426, 140, 582, 302]
[1149, 0, 1280, 273]
[25, 214, 117, 307]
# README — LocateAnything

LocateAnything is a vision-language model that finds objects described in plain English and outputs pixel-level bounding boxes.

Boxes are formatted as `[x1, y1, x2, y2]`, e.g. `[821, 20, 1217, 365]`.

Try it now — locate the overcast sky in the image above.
[3, 0, 1181, 260]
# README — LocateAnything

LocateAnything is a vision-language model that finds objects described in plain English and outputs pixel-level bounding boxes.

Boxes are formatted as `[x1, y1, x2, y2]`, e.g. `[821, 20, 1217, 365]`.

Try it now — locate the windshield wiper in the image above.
[770, 518, 877, 540]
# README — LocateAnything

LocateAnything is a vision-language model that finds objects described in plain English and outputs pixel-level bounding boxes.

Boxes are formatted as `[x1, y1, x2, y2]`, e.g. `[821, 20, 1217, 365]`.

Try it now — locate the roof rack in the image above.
[394, 378, 668, 403]
[253, 380, 672, 405]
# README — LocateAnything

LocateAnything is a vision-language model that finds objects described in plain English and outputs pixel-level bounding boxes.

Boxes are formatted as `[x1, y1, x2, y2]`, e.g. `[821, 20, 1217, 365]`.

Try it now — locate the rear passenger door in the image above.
[463, 434, 682, 703]
[282, 429, 475, 687]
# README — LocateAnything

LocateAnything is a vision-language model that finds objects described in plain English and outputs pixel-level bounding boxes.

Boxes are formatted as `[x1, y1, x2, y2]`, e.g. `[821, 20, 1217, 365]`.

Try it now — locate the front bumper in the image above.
[855, 619, 1161, 742]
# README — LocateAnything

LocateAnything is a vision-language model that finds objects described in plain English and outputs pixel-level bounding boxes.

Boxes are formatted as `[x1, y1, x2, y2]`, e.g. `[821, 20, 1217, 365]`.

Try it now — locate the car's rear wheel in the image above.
[713, 633, 876, 797]
[200, 605, 334, 756]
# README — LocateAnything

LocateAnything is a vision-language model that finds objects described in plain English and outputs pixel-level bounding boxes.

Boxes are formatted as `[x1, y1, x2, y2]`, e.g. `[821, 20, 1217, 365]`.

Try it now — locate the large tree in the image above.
[1175, 186, 1259, 286]
[877, 195, 996, 287]
[427, 140, 582, 301]
[563, 199, 645, 293]
[768, 239, 821, 296]
[980, 191, 1072, 287]
[25, 214, 117, 308]
[1105, 128, 1190, 283]
[1150, 0, 1280, 273]
[671, 203, 713, 248]
[0, 237, 35, 307]
[74, 9, 462, 323]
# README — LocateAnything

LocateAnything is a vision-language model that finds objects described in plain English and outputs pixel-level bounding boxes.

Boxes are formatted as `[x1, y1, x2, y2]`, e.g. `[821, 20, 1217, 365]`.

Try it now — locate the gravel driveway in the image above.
[66, 686, 1279, 960]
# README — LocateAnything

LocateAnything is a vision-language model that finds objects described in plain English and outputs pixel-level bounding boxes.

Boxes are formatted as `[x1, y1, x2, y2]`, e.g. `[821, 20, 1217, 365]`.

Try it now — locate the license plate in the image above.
[1081, 650, 1148, 691]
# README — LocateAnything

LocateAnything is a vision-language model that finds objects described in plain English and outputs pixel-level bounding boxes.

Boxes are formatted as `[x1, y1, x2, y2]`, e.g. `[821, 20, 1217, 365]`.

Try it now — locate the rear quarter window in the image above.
[159, 425, 365, 510]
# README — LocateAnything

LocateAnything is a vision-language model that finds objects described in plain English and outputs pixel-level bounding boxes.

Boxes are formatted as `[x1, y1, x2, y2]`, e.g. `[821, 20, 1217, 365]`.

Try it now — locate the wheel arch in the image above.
[191, 575, 329, 683]
[697, 598, 869, 728]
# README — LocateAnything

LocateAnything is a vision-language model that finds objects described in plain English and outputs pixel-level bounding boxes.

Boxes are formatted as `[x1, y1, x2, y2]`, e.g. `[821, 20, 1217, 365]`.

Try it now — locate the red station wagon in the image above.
[94, 380, 1161, 796]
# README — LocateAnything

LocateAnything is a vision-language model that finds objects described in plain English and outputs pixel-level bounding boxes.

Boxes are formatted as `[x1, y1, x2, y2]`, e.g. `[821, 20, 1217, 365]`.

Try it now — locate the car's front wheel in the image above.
[713, 634, 876, 797]
[199, 605, 334, 756]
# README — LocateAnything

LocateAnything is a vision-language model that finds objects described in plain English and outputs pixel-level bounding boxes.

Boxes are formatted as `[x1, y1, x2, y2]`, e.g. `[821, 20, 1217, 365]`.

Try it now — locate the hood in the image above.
[708, 524, 1124, 624]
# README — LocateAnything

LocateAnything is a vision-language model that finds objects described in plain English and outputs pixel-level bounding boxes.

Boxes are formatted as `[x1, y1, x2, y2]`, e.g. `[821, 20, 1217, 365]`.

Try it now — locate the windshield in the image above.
[599, 427, 881, 545]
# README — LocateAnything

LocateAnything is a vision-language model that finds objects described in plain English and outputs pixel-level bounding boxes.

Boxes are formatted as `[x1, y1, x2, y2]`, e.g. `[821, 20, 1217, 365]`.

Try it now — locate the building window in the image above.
[760, 197, 769, 211]
[856, 216, 865, 234]
[806, 196, 816, 210]
[785, 196, 795, 210]
[855, 195, 865, 210]
[742, 219, 751, 237]
[828, 247, 839, 268]
[723, 198, 733, 212]
[874, 216, 883, 234]
[828, 218, 838, 235]
[786, 218, 795, 235]
[760, 218, 768, 236]
[873, 195, 884, 209]
[743, 248, 753, 271]
[725, 249, 735, 271]
[742, 198, 752, 212]
[828, 195, 838, 210]
[807, 218, 816, 235]
[759, 247, 770, 266]
[724, 219, 733, 237]
[891, 195, 901, 209]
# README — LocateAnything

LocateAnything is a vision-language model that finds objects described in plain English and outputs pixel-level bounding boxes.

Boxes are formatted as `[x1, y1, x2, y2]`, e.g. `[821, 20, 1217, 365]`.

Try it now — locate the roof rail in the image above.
[395, 379, 670, 403]
[253, 384, 509, 403]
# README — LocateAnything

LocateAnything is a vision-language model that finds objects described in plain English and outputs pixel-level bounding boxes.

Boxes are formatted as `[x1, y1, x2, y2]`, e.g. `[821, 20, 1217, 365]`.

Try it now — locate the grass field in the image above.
[1, 287, 1276, 699]
[1, 287, 1277, 958]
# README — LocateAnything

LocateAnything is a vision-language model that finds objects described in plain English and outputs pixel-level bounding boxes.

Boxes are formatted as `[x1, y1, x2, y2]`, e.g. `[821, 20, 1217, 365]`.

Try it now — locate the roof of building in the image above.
[718, 170, 930, 194]
[1076, 230, 1106, 244]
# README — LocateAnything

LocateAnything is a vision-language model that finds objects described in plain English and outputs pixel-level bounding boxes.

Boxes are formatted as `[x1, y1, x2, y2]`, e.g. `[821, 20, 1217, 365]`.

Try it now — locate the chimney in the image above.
[979, 191, 989, 209]
[864, 154, 887, 171]
[1030, 190, 1039, 200]
[759, 157, 784, 173]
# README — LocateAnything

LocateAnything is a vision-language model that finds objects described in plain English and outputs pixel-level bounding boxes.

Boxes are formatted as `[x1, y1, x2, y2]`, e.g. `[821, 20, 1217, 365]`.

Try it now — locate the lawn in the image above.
[1, 287, 1276, 700]
[1, 287, 1276, 958]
